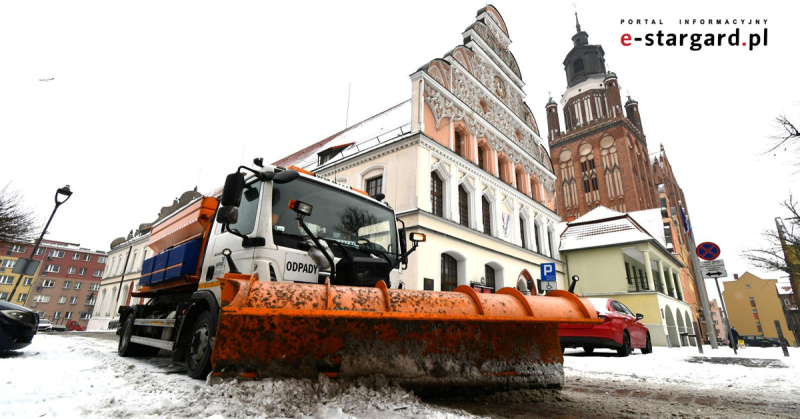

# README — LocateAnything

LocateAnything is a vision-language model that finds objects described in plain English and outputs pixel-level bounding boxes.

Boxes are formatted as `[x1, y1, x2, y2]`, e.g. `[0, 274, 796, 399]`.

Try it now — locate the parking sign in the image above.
[540, 263, 556, 291]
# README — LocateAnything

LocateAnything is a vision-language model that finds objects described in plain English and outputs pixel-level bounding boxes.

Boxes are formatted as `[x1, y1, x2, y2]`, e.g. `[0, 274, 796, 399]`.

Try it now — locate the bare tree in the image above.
[766, 114, 800, 159]
[0, 184, 38, 243]
[745, 195, 800, 278]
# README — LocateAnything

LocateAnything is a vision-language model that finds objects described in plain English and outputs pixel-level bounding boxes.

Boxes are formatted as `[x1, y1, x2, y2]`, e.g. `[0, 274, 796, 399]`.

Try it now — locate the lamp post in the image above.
[7, 185, 72, 302]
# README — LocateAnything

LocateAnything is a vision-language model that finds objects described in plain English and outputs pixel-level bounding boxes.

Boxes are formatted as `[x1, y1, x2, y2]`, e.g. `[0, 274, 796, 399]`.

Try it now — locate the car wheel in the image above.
[583, 347, 594, 354]
[118, 315, 158, 357]
[641, 333, 652, 354]
[186, 310, 214, 379]
[617, 332, 631, 357]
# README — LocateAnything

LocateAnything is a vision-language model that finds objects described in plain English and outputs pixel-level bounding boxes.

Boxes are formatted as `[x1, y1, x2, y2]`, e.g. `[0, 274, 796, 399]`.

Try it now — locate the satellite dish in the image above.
[110, 237, 126, 249]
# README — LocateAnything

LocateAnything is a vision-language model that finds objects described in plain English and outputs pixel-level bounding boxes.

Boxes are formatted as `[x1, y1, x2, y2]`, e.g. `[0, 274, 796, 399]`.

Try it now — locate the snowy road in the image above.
[1, 333, 798, 419]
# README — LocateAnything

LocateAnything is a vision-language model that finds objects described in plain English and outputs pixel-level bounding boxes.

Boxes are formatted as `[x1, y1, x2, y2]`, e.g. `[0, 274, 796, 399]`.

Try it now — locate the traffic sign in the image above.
[696, 242, 721, 261]
[540, 263, 556, 291]
[700, 259, 727, 278]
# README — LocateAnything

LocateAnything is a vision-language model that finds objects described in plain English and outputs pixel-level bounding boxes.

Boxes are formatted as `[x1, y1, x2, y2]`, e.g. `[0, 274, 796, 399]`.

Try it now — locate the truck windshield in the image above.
[271, 177, 397, 264]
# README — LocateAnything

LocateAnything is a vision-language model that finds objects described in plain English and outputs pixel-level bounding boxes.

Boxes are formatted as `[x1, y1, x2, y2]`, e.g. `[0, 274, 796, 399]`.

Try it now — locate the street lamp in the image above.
[7, 185, 72, 302]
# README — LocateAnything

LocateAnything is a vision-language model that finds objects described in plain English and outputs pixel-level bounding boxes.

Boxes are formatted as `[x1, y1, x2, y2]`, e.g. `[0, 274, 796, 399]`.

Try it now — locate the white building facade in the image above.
[276, 6, 563, 292]
[86, 231, 151, 330]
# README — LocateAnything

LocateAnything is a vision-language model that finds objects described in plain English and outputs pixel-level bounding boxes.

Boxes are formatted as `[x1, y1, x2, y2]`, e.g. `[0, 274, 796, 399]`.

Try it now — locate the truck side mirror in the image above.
[399, 228, 408, 265]
[272, 169, 299, 184]
[221, 172, 245, 207]
[216, 206, 239, 224]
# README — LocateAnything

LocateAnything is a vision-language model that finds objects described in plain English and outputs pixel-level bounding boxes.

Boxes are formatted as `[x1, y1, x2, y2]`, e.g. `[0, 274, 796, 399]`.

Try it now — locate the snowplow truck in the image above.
[117, 162, 599, 396]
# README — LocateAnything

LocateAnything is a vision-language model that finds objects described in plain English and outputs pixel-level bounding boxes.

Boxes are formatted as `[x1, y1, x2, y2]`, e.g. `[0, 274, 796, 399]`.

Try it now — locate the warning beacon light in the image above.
[288, 199, 313, 217]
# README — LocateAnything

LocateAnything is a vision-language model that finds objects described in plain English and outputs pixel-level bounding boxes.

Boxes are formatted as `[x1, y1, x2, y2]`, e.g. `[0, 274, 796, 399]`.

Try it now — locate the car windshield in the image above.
[40, 320, 51, 324]
[271, 177, 398, 265]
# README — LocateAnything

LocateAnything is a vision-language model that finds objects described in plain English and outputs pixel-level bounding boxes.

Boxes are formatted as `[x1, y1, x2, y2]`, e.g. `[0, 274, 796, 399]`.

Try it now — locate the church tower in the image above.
[546, 14, 657, 221]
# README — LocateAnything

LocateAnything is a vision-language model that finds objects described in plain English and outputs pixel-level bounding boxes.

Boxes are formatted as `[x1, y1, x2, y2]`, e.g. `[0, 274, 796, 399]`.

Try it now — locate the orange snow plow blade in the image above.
[211, 273, 600, 396]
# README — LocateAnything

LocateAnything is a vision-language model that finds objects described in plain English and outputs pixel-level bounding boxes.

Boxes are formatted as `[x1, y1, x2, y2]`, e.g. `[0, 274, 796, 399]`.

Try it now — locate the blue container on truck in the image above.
[139, 257, 155, 286]
[150, 251, 170, 284]
[164, 238, 202, 282]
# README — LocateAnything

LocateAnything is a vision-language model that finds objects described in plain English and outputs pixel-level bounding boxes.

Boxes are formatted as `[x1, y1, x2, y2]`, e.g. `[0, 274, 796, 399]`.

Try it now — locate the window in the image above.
[0, 292, 7, 300]
[756, 321, 763, 334]
[53, 311, 62, 319]
[79, 268, 86, 276]
[458, 185, 469, 227]
[58, 296, 67, 304]
[72, 253, 81, 260]
[227, 180, 261, 236]
[484, 265, 495, 290]
[478, 147, 486, 171]
[63, 281, 72, 289]
[74, 282, 82, 290]
[10, 245, 26, 253]
[85, 296, 96, 305]
[519, 217, 526, 249]
[534, 222, 541, 252]
[45, 264, 60, 273]
[430, 172, 443, 217]
[482, 196, 492, 235]
[70, 296, 78, 305]
[80, 312, 91, 320]
[42, 279, 55, 288]
[424, 278, 434, 291]
[33, 295, 50, 303]
[1, 259, 16, 268]
[365, 176, 383, 198]
[93, 270, 102, 277]
[98, 256, 107, 264]
[0, 275, 13, 285]
[84, 254, 91, 262]
[17, 293, 27, 302]
[785, 299, 791, 307]
[68, 267, 76, 274]
[34, 249, 44, 256]
[573, 58, 584, 74]
[752, 308, 758, 314]
[64, 312, 73, 319]
[749, 297, 756, 307]
[23, 277, 32, 286]
[625, 262, 633, 285]
[440, 254, 458, 292]
[454, 131, 464, 157]
[48, 250, 65, 258]
[746, 284, 751, 289]
[89, 283, 100, 291]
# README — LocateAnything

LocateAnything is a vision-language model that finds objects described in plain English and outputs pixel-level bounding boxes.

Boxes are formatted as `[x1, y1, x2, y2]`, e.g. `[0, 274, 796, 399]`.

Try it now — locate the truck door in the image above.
[206, 180, 262, 281]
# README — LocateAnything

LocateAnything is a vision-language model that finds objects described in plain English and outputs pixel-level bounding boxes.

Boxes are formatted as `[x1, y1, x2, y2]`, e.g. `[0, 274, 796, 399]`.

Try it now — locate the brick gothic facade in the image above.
[547, 16, 707, 329]
[546, 18, 658, 221]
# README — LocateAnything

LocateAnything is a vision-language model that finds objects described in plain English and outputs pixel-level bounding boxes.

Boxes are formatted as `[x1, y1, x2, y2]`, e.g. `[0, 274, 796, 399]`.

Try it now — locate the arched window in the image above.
[519, 216, 527, 249]
[498, 155, 512, 185]
[431, 172, 443, 217]
[441, 254, 458, 292]
[106, 287, 117, 316]
[458, 185, 469, 227]
[478, 146, 485, 170]
[484, 265, 495, 290]
[454, 131, 462, 156]
[96, 289, 107, 316]
[482, 196, 492, 235]
[534, 221, 541, 253]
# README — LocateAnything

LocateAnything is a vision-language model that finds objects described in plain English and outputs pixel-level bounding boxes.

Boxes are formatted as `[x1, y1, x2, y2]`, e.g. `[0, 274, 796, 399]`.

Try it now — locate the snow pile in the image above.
[0, 334, 475, 419]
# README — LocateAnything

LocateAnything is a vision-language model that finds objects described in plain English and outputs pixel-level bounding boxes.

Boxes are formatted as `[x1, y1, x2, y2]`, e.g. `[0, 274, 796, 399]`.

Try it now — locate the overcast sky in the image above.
[1, 1, 798, 300]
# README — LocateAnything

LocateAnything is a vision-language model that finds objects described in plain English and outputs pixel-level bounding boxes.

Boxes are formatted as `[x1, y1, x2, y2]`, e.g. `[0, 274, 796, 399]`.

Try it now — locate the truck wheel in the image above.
[119, 316, 145, 357]
[186, 310, 214, 379]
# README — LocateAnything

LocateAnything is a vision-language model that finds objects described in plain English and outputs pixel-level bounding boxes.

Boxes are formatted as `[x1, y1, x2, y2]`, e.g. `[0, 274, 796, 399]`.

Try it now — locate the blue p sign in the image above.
[541, 263, 556, 283]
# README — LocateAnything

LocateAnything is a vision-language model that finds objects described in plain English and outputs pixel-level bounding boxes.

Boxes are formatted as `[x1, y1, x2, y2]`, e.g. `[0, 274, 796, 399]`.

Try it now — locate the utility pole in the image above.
[680, 201, 718, 349]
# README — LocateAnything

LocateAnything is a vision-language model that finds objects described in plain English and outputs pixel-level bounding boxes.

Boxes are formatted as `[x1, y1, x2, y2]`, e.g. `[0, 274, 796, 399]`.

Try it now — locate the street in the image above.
[2, 333, 797, 419]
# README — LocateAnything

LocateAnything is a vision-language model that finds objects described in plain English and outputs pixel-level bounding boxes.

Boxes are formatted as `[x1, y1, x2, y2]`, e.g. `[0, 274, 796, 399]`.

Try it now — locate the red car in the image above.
[559, 298, 651, 356]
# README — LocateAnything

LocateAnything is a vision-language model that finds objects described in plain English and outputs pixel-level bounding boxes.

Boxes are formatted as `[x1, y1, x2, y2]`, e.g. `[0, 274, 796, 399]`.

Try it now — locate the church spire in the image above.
[575, 12, 581, 33]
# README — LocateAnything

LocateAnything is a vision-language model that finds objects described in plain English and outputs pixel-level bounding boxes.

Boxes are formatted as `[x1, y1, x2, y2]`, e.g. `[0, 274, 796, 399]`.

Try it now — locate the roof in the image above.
[560, 207, 678, 265]
[777, 283, 794, 295]
[273, 100, 411, 170]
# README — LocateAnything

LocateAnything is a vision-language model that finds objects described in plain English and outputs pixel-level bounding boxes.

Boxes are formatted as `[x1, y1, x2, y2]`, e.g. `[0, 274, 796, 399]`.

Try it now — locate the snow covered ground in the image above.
[1, 333, 798, 419]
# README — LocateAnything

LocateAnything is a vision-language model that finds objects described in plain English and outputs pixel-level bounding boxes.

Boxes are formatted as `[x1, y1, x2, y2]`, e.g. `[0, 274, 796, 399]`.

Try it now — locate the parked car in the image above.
[51, 320, 84, 332]
[559, 298, 651, 356]
[741, 335, 771, 347]
[37, 319, 53, 332]
[0, 300, 39, 351]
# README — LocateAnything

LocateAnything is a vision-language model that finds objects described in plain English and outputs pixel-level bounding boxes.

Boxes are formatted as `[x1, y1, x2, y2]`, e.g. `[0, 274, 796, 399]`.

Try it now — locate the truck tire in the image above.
[118, 316, 158, 357]
[186, 310, 214, 379]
